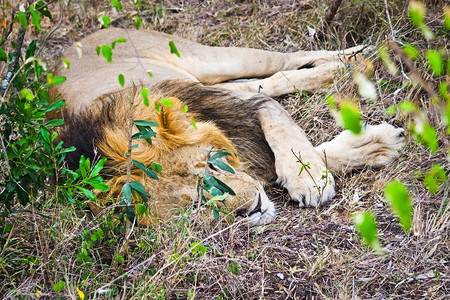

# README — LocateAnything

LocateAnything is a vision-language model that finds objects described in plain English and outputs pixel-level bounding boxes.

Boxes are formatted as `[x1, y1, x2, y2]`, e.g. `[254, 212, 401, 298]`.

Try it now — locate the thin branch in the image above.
[0, 0, 34, 97]
[317, 0, 343, 40]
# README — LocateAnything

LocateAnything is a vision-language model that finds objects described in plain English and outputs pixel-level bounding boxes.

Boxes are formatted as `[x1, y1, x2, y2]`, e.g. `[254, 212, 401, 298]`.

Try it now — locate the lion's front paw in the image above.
[277, 156, 336, 206]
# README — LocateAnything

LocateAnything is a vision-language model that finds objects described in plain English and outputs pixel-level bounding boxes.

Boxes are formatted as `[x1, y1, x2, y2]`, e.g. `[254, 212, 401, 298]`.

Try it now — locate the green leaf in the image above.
[85, 177, 109, 191]
[115, 37, 127, 44]
[130, 181, 149, 198]
[126, 204, 135, 223]
[90, 157, 107, 177]
[116, 255, 125, 263]
[132, 130, 157, 140]
[191, 242, 207, 256]
[136, 203, 148, 217]
[191, 119, 197, 129]
[132, 160, 158, 180]
[53, 76, 66, 85]
[46, 99, 66, 112]
[77, 187, 95, 200]
[25, 40, 36, 59]
[403, 43, 419, 60]
[326, 95, 336, 109]
[134, 16, 143, 29]
[118, 74, 125, 87]
[445, 7, 450, 30]
[408, 1, 425, 27]
[422, 123, 438, 152]
[426, 50, 443, 76]
[151, 162, 162, 173]
[424, 164, 447, 193]
[230, 261, 239, 275]
[161, 98, 173, 107]
[62, 58, 70, 69]
[96, 45, 101, 56]
[121, 183, 132, 202]
[0, 48, 7, 62]
[141, 88, 149, 107]
[111, 0, 123, 11]
[17, 11, 27, 29]
[134, 120, 158, 127]
[45, 119, 64, 128]
[148, 71, 153, 78]
[20, 89, 33, 101]
[353, 211, 384, 254]
[398, 101, 416, 113]
[29, 6, 41, 33]
[101, 15, 111, 28]
[209, 159, 235, 174]
[340, 100, 361, 134]
[169, 40, 180, 57]
[53, 281, 66, 293]
[384, 181, 412, 232]
[183, 105, 188, 113]
[36, 1, 52, 19]
[155, 101, 161, 111]
[101, 45, 113, 62]
[203, 174, 235, 196]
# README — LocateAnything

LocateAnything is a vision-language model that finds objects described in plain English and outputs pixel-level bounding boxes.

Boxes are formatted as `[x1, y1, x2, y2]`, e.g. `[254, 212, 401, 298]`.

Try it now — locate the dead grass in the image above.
[1, 0, 449, 299]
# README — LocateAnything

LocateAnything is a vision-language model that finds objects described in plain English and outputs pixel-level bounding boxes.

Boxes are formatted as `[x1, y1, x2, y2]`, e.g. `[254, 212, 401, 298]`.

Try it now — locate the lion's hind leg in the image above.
[315, 123, 405, 173]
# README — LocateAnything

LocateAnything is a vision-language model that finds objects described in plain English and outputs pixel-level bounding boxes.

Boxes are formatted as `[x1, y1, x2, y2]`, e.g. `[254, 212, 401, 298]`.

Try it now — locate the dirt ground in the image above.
[1, 0, 449, 299]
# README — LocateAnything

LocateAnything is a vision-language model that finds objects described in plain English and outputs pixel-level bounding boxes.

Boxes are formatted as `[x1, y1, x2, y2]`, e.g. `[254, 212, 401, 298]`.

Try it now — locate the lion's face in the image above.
[144, 144, 276, 226]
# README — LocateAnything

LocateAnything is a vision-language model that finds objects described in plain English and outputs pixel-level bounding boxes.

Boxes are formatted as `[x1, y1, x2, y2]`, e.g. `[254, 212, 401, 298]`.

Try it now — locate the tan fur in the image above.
[53, 29, 404, 225]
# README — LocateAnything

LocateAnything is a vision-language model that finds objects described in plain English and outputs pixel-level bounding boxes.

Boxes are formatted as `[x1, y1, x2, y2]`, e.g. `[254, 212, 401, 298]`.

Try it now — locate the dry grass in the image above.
[1, 0, 449, 299]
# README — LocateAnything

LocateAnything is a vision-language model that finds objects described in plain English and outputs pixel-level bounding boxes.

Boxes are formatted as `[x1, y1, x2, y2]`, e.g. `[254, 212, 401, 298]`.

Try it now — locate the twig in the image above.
[317, 0, 343, 40]
[383, 0, 395, 38]
[0, 0, 34, 97]
[290, 149, 326, 203]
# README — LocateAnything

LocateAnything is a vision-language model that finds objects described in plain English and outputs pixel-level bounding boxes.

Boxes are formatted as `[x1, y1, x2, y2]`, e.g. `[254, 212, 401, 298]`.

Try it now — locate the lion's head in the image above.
[62, 87, 275, 226]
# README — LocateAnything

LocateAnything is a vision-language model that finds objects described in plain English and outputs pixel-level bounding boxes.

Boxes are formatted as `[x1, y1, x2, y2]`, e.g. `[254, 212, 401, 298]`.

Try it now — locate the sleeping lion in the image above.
[51, 28, 405, 226]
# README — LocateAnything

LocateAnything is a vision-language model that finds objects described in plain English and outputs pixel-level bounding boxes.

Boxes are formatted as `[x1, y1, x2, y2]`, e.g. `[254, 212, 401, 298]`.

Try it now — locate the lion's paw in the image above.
[277, 157, 336, 207]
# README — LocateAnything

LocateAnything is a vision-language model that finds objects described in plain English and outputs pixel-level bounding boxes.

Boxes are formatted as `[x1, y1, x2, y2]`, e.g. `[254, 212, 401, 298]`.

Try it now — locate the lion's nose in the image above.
[235, 193, 262, 217]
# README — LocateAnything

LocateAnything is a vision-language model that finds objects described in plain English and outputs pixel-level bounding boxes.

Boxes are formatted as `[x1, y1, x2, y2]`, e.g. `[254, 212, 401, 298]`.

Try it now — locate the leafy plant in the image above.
[354, 1, 448, 253]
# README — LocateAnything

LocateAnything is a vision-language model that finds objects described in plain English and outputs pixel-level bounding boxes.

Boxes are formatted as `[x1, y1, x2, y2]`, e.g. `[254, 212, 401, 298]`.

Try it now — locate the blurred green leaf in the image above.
[62, 58, 70, 69]
[101, 15, 111, 28]
[29, 6, 41, 33]
[53, 281, 66, 293]
[444, 7, 450, 30]
[17, 11, 27, 29]
[403, 43, 419, 60]
[340, 100, 361, 134]
[151, 162, 162, 173]
[134, 16, 143, 29]
[141, 88, 149, 106]
[101, 45, 112, 62]
[136, 203, 148, 217]
[384, 181, 412, 232]
[161, 98, 173, 107]
[424, 164, 447, 193]
[353, 211, 384, 254]
[0, 48, 7, 62]
[118, 74, 125, 87]
[422, 123, 438, 152]
[111, 0, 123, 11]
[408, 1, 425, 27]
[169, 40, 180, 57]
[426, 50, 443, 76]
